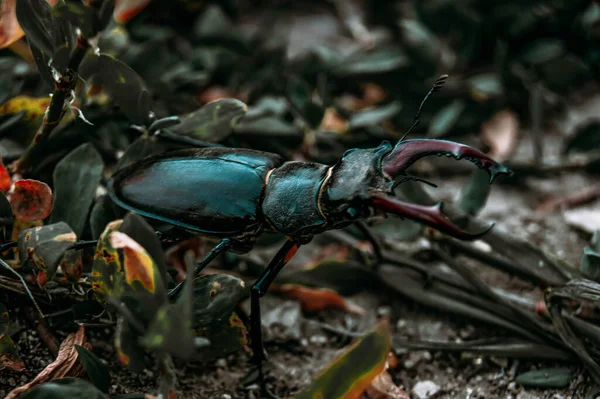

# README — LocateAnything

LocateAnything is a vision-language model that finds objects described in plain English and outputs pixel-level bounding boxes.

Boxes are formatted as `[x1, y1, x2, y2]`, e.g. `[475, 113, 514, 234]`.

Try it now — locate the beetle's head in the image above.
[321, 138, 512, 240]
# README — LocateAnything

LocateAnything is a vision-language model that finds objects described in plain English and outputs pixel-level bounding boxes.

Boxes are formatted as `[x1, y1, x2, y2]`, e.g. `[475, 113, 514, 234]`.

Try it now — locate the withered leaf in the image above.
[6, 325, 91, 399]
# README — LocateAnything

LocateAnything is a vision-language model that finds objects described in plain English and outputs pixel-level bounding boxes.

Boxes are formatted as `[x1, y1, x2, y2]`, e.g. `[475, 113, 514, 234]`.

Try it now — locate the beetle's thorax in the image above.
[260, 142, 395, 242]
[318, 142, 395, 229]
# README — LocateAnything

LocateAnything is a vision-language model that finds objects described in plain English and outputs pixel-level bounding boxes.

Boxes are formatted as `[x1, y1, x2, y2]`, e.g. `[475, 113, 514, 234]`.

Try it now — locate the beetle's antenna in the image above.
[399, 74, 448, 142]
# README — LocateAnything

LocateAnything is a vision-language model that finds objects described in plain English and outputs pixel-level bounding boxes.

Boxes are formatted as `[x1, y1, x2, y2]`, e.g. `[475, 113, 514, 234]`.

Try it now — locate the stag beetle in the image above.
[107, 76, 511, 391]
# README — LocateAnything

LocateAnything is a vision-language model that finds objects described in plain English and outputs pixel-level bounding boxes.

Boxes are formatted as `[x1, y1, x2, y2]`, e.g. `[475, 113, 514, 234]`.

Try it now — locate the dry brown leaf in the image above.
[6, 325, 91, 399]
[0, 0, 24, 49]
[320, 107, 348, 133]
[270, 284, 365, 315]
[481, 109, 519, 162]
[365, 370, 409, 399]
[0, 0, 58, 50]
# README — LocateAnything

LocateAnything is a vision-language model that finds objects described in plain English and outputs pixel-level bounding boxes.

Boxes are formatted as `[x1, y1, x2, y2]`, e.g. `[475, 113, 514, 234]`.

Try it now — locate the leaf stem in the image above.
[10, 34, 91, 174]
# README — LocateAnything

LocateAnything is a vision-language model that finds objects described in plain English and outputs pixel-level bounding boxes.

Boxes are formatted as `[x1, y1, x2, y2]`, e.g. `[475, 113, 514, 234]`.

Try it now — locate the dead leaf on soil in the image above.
[270, 283, 365, 315]
[6, 325, 91, 399]
[481, 109, 520, 162]
[365, 370, 409, 399]
[0, 334, 26, 372]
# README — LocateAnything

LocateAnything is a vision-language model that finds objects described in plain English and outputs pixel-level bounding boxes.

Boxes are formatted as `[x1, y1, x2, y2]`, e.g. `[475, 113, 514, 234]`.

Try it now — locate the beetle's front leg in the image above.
[249, 239, 300, 396]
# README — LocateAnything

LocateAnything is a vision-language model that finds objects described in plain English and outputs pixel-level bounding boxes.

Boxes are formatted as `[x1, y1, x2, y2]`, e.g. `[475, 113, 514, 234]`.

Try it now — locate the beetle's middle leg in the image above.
[168, 238, 233, 299]
[354, 221, 384, 269]
[249, 239, 300, 392]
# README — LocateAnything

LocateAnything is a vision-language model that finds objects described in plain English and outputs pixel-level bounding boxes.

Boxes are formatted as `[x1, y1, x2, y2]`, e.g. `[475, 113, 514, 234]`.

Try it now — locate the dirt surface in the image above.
[1, 131, 598, 399]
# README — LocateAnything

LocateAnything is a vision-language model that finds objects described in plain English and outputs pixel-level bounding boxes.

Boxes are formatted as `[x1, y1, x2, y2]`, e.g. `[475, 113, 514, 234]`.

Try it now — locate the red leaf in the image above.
[0, 160, 12, 192]
[113, 0, 152, 24]
[10, 179, 53, 221]
[271, 284, 365, 315]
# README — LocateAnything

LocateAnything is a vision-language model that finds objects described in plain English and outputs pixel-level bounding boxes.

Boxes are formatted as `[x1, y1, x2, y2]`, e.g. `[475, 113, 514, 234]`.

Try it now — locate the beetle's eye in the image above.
[346, 207, 358, 218]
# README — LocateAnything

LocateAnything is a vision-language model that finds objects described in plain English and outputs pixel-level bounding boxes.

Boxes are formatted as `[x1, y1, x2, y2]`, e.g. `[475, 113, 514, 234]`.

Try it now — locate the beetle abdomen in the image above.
[108, 148, 283, 237]
[262, 162, 329, 238]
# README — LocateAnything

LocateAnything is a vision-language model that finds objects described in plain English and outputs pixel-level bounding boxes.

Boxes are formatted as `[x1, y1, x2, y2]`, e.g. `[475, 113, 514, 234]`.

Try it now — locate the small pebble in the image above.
[222, 394, 232, 399]
[8, 378, 16, 387]
[309, 335, 327, 345]
[215, 358, 227, 368]
[507, 382, 516, 391]
[411, 380, 440, 399]
[517, 392, 541, 399]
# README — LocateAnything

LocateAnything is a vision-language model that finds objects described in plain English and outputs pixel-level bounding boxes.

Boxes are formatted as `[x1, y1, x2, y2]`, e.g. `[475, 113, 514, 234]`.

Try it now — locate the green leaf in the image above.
[19, 378, 109, 399]
[333, 46, 409, 76]
[399, 19, 441, 65]
[114, 316, 147, 373]
[458, 168, 492, 216]
[519, 40, 564, 65]
[52, 1, 99, 38]
[18, 222, 77, 282]
[580, 230, 600, 281]
[50, 143, 104, 237]
[191, 274, 248, 359]
[277, 260, 380, 296]
[92, 220, 126, 303]
[119, 212, 167, 289]
[428, 100, 465, 138]
[468, 73, 504, 100]
[168, 99, 248, 142]
[89, 195, 122, 239]
[294, 319, 391, 399]
[515, 367, 573, 388]
[348, 101, 402, 130]
[192, 274, 247, 327]
[193, 4, 234, 39]
[234, 116, 300, 137]
[0, 333, 25, 372]
[79, 54, 151, 125]
[115, 136, 168, 171]
[74, 345, 110, 393]
[0, 303, 8, 334]
[15, 0, 55, 57]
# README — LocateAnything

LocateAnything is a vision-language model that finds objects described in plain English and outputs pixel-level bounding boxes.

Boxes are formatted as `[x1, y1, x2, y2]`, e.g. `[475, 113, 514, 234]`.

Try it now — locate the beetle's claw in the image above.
[370, 194, 494, 240]
[382, 138, 513, 183]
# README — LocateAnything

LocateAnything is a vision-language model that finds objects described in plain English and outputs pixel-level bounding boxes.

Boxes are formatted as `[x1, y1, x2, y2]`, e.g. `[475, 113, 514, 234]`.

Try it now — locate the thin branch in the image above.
[11, 34, 91, 173]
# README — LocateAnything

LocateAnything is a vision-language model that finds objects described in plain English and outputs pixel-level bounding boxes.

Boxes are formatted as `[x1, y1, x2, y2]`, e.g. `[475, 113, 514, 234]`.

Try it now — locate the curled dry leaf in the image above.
[6, 325, 91, 399]
[366, 351, 407, 399]
[365, 371, 409, 399]
[270, 284, 365, 315]
[10, 179, 54, 222]
[481, 109, 520, 162]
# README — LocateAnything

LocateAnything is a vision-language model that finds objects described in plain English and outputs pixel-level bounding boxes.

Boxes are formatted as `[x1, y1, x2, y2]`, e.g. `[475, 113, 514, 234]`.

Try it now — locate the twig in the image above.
[10, 33, 91, 173]
[0, 258, 44, 316]
[23, 306, 58, 356]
